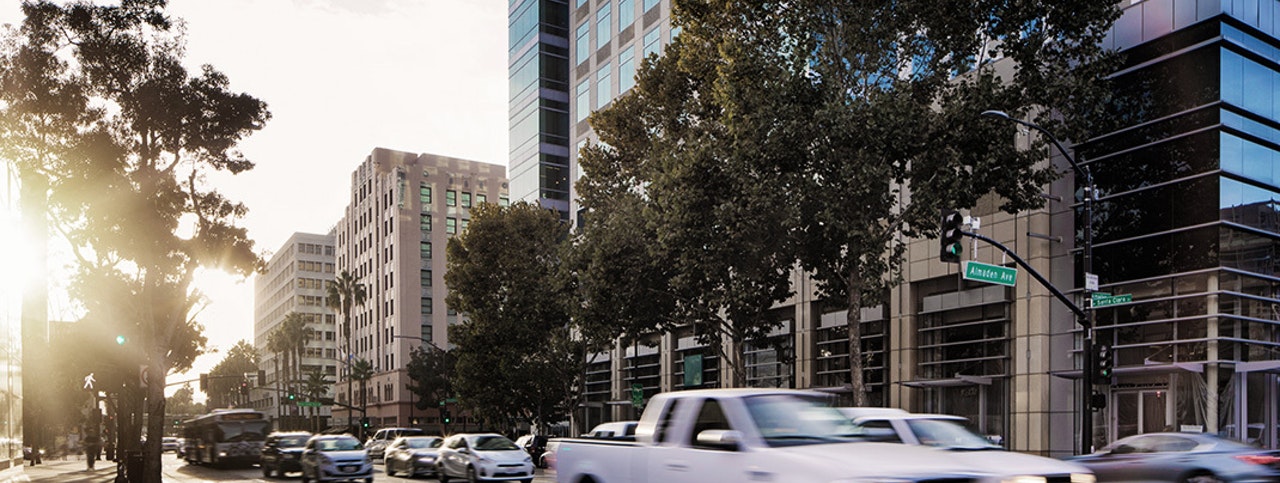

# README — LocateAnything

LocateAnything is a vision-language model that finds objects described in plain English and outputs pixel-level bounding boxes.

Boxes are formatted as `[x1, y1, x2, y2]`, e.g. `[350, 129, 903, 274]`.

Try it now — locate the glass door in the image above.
[1114, 390, 1168, 440]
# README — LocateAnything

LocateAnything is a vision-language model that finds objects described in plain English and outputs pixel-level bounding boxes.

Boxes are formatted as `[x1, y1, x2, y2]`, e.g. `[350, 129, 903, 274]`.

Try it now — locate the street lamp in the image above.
[981, 110, 1098, 454]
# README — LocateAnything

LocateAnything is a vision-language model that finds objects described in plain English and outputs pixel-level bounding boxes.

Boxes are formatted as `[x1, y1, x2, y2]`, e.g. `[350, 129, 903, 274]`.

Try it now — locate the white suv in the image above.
[299, 434, 373, 483]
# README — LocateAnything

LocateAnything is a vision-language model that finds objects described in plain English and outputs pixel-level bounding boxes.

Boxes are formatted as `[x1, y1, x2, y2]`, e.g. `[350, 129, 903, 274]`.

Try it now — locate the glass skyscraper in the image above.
[509, 0, 573, 219]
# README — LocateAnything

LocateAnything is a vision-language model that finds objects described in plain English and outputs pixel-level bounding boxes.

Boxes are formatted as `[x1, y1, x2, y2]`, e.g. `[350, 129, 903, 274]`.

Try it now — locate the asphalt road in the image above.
[157, 452, 556, 482]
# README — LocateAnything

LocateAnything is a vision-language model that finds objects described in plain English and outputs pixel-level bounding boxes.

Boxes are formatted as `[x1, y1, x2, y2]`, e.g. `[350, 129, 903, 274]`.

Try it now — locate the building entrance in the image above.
[1114, 389, 1169, 440]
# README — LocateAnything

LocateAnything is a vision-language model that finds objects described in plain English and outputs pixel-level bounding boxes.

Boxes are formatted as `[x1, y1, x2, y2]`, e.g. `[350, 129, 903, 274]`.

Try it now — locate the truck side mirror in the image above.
[695, 430, 743, 451]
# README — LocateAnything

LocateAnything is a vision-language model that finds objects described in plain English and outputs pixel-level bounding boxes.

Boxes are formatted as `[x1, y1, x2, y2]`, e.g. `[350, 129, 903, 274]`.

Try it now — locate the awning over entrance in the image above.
[900, 375, 992, 388]
[1051, 362, 1205, 379]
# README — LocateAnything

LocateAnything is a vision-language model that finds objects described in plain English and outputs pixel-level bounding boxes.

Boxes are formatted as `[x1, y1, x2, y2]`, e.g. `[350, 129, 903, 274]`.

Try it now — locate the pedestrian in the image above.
[83, 433, 101, 470]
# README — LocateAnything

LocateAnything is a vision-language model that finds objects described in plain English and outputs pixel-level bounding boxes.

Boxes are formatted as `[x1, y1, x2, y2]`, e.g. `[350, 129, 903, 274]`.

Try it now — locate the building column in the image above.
[1206, 272, 1219, 434]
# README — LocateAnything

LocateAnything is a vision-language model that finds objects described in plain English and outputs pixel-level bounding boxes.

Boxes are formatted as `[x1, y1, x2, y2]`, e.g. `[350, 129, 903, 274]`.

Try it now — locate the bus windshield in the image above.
[217, 421, 270, 443]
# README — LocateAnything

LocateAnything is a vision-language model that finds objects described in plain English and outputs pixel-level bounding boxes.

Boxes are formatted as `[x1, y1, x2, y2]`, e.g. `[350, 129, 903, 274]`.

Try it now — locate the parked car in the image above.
[585, 421, 637, 440]
[365, 427, 425, 461]
[842, 409, 1092, 480]
[437, 433, 535, 483]
[1069, 432, 1280, 483]
[261, 431, 312, 478]
[299, 434, 373, 483]
[383, 435, 444, 478]
[175, 438, 187, 458]
[513, 435, 549, 467]
[161, 437, 180, 453]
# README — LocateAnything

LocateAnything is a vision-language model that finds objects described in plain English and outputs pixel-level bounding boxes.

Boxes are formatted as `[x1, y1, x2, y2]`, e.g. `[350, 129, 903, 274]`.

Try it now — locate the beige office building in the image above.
[332, 148, 507, 430]
[252, 232, 338, 430]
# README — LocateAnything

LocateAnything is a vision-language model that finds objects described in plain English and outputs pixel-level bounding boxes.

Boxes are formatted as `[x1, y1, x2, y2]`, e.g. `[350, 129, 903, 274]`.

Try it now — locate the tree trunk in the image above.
[19, 166, 49, 465]
[143, 354, 167, 482]
[846, 272, 866, 407]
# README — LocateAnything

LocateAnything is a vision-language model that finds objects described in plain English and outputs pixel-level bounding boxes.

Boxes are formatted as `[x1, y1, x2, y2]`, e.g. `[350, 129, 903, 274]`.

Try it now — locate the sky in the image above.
[1, 0, 510, 400]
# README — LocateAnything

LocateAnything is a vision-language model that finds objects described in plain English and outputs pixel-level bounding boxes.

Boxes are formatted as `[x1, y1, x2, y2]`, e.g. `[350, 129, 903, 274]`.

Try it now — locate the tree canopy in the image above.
[445, 202, 582, 431]
[578, 0, 1121, 401]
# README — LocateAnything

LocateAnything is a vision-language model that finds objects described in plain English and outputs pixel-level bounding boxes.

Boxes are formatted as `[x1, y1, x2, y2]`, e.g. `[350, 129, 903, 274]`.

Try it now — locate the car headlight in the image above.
[1070, 474, 1095, 483]
[219, 452, 228, 457]
[418, 456, 436, 463]
[524, 455, 533, 463]
[1003, 477, 1048, 483]
[364, 455, 372, 464]
[477, 455, 493, 463]
[319, 455, 333, 466]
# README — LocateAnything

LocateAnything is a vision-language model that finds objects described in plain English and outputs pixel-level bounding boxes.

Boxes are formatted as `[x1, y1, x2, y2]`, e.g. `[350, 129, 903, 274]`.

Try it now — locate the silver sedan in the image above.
[1069, 432, 1280, 483]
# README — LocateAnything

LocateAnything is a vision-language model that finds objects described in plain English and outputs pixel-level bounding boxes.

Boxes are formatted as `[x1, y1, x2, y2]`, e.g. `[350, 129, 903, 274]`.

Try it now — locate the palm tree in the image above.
[350, 357, 374, 438]
[269, 312, 312, 430]
[303, 368, 331, 433]
[326, 270, 367, 426]
[266, 330, 287, 423]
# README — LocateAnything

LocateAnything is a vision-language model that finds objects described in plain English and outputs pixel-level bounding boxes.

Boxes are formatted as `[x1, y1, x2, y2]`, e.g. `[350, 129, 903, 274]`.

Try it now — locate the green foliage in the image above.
[326, 270, 366, 410]
[445, 202, 581, 430]
[166, 384, 206, 418]
[406, 345, 454, 410]
[579, 0, 1121, 399]
[207, 340, 258, 408]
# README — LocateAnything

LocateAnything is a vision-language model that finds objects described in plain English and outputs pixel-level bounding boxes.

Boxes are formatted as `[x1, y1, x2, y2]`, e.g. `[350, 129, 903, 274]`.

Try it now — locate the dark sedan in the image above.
[1070, 432, 1280, 483]
[260, 431, 312, 478]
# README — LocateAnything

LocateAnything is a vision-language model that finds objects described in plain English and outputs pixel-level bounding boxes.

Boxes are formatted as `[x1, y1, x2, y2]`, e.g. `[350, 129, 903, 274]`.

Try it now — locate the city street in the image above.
[20, 453, 557, 482]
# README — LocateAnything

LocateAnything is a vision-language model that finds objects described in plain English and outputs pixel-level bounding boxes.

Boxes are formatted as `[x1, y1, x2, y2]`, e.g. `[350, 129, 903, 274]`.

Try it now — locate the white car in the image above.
[299, 434, 373, 483]
[437, 433, 535, 483]
[842, 409, 1094, 481]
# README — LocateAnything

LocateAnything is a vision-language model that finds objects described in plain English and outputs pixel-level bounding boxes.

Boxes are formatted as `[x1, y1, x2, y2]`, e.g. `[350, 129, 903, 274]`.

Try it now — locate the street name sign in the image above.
[962, 261, 1018, 287]
[297, 401, 322, 407]
[1092, 294, 1132, 307]
[1085, 273, 1099, 291]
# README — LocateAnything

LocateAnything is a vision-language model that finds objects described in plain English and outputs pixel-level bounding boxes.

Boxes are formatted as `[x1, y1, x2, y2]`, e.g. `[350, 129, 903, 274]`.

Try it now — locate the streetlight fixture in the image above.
[981, 110, 1098, 454]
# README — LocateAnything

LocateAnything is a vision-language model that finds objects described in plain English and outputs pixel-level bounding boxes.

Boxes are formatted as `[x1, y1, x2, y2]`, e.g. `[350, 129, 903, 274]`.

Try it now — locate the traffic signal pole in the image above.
[982, 110, 1098, 454]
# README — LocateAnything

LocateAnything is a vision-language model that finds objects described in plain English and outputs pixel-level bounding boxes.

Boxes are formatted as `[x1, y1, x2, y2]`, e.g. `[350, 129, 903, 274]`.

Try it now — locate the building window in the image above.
[500, 196, 510, 206]
[476, 193, 487, 204]
[620, 46, 636, 92]
[619, 0, 634, 30]
[421, 297, 432, 315]
[577, 0, 587, 7]
[643, 0, 658, 12]
[421, 269, 432, 288]
[643, 27, 660, 59]
[576, 22, 590, 65]
[461, 192, 472, 208]
[597, 62, 612, 108]
[596, 2, 612, 49]
[576, 80, 590, 122]
[446, 217, 458, 234]
[420, 214, 431, 232]
[419, 184, 431, 206]
[446, 190, 457, 206]
[420, 242, 431, 259]
[460, 218, 470, 232]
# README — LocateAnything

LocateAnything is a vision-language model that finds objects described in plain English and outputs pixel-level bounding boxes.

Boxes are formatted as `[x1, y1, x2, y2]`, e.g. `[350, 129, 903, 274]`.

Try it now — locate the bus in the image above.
[181, 408, 270, 467]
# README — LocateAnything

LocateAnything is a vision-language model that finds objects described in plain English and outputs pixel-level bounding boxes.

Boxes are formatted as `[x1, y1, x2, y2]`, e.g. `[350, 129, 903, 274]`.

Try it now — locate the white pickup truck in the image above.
[555, 388, 1056, 483]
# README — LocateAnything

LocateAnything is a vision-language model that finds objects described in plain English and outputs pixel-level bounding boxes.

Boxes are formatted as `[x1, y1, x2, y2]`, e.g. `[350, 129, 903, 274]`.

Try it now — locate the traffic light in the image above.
[940, 210, 964, 264]
[441, 408, 451, 425]
[116, 335, 126, 345]
[239, 380, 249, 396]
[287, 391, 296, 402]
[1095, 344, 1114, 382]
[173, 419, 181, 426]
[1091, 391, 1107, 409]
[361, 417, 370, 428]
[199, 373, 208, 392]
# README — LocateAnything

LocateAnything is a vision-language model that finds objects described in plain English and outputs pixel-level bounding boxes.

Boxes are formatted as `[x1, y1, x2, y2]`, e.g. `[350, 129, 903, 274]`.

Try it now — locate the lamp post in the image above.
[982, 110, 1098, 454]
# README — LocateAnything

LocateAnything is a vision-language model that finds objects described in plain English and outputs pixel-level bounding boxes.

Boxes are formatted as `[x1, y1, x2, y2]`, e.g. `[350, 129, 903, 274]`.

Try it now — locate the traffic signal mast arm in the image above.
[960, 229, 1089, 327]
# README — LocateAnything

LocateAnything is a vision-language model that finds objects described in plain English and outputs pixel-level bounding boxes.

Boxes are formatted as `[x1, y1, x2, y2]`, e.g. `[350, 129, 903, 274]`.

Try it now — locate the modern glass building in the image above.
[0, 163, 23, 478]
[509, 0, 573, 219]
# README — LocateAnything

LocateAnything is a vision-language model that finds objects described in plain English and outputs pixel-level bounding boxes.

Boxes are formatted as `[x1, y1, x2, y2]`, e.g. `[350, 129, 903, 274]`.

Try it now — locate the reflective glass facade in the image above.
[0, 165, 22, 476]
[509, 0, 572, 217]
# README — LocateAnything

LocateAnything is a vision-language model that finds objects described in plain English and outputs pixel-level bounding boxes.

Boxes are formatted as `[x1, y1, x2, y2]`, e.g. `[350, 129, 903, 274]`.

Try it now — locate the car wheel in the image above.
[1183, 472, 1224, 483]
[466, 465, 479, 483]
[438, 464, 449, 482]
[263, 464, 272, 478]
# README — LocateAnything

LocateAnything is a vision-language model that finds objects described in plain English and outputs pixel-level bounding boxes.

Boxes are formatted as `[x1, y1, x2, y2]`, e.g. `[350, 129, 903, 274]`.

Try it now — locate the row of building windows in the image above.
[575, 26, 663, 122]
[298, 260, 335, 274]
[298, 242, 333, 256]
[297, 278, 327, 290]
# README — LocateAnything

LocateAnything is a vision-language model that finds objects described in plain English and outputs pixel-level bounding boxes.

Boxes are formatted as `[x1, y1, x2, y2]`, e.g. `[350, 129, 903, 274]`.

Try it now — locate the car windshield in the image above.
[279, 436, 310, 448]
[407, 437, 443, 449]
[743, 394, 859, 446]
[318, 438, 363, 451]
[904, 419, 999, 450]
[472, 436, 519, 451]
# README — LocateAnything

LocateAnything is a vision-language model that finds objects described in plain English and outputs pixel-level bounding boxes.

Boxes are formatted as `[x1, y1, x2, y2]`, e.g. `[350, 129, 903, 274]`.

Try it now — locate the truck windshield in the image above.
[904, 419, 999, 450]
[744, 395, 858, 447]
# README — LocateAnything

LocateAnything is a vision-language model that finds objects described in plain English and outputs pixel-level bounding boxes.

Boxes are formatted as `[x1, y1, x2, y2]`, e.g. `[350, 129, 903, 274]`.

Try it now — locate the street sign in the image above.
[1085, 273, 1099, 291]
[630, 383, 644, 407]
[1092, 294, 1132, 307]
[962, 261, 1018, 287]
[1091, 292, 1111, 302]
[683, 354, 703, 388]
[297, 401, 322, 407]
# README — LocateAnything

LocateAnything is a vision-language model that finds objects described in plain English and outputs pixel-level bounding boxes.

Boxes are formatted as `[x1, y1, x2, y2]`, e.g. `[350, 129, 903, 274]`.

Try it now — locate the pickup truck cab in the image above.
[841, 409, 1094, 481]
[555, 388, 998, 483]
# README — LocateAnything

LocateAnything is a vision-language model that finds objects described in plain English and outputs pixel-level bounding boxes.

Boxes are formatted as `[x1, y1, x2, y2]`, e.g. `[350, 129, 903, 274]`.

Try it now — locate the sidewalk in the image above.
[14, 457, 118, 483]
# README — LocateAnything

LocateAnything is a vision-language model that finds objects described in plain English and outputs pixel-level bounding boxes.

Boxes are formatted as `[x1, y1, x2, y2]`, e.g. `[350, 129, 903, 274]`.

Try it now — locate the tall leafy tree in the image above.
[580, 0, 1122, 403]
[445, 202, 580, 431]
[405, 345, 454, 409]
[3, 2, 270, 479]
[326, 270, 366, 420]
[207, 340, 259, 409]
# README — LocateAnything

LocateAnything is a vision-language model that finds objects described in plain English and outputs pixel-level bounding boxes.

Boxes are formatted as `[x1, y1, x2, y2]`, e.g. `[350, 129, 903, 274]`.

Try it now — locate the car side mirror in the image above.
[458, 448, 470, 455]
[695, 430, 743, 451]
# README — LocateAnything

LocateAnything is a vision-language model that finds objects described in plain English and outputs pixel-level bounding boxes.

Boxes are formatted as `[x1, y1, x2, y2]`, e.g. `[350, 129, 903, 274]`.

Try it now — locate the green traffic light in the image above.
[116, 335, 126, 345]
[946, 243, 961, 255]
